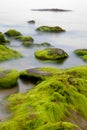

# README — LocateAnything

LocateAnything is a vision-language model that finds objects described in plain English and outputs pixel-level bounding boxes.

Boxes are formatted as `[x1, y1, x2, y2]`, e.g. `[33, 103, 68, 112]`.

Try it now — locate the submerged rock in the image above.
[15, 36, 34, 42]
[4, 29, 22, 37]
[22, 41, 33, 47]
[36, 26, 65, 33]
[0, 45, 22, 61]
[34, 48, 68, 61]
[0, 69, 19, 88]
[74, 49, 87, 61]
[23, 42, 51, 47]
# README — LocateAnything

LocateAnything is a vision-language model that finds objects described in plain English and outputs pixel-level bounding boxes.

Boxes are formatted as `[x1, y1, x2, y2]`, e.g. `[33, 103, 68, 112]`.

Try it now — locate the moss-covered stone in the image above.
[1, 66, 87, 129]
[20, 67, 55, 83]
[34, 48, 68, 61]
[4, 29, 22, 37]
[15, 36, 34, 42]
[0, 69, 19, 88]
[74, 49, 87, 61]
[0, 32, 10, 44]
[22, 41, 33, 47]
[0, 45, 22, 61]
[36, 26, 65, 33]
[22, 42, 51, 47]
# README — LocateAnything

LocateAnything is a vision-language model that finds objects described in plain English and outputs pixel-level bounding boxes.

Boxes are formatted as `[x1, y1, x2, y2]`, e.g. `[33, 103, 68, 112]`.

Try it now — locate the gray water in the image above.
[0, 0, 87, 120]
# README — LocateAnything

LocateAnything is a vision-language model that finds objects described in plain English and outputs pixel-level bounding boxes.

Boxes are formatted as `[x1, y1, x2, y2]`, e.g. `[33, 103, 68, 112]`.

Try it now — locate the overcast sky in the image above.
[0, 0, 86, 12]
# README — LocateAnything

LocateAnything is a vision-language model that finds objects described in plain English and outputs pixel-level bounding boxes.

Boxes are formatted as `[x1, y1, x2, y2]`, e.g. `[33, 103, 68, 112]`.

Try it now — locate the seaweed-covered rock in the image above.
[0, 69, 19, 88]
[4, 29, 22, 37]
[28, 20, 35, 24]
[23, 42, 51, 47]
[36, 26, 65, 32]
[1, 66, 87, 129]
[0, 45, 22, 61]
[22, 41, 33, 47]
[15, 36, 34, 42]
[0, 32, 10, 44]
[34, 48, 68, 61]
[74, 49, 87, 61]
[20, 67, 54, 83]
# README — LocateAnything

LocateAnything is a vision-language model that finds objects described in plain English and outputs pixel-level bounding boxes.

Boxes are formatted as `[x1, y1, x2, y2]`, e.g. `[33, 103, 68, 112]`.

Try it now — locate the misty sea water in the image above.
[0, 0, 87, 70]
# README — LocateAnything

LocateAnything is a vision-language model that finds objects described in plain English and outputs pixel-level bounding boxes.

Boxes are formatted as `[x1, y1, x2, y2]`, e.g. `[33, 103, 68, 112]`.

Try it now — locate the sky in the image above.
[0, 0, 86, 11]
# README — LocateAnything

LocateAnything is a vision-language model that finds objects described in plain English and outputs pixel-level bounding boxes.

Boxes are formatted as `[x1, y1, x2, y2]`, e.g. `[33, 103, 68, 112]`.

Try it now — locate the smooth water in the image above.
[0, 0, 87, 120]
[0, 0, 87, 70]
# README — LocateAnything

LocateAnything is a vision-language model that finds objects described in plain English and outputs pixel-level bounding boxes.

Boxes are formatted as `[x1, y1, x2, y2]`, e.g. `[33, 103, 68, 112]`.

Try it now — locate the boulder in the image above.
[0, 32, 10, 44]
[28, 20, 35, 24]
[20, 67, 53, 83]
[0, 45, 22, 61]
[4, 29, 22, 37]
[36, 26, 65, 33]
[34, 48, 68, 61]
[0, 69, 19, 88]
[74, 49, 87, 61]
[15, 36, 34, 42]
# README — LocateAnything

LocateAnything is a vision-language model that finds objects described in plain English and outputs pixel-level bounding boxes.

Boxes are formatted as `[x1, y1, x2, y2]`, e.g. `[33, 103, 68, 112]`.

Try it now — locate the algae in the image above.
[34, 48, 68, 61]
[0, 45, 22, 61]
[0, 66, 87, 129]
[4, 29, 22, 37]
[0, 69, 19, 88]
[36, 26, 65, 33]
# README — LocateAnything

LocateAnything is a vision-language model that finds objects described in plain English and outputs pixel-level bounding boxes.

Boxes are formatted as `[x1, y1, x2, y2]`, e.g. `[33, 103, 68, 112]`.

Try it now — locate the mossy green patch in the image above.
[74, 49, 87, 61]
[36, 122, 80, 130]
[34, 48, 68, 61]
[36, 26, 65, 33]
[15, 36, 34, 42]
[4, 29, 22, 37]
[0, 45, 22, 61]
[0, 69, 19, 88]
[1, 66, 87, 129]
[0, 32, 10, 44]
[22, 41, 33, 47]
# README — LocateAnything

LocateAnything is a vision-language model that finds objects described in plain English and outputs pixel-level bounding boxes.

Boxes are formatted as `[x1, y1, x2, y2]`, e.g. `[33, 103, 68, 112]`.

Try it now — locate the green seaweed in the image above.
[0, 45, 22, 61]
[0, 32, 10, 44]
[0, 69, 19, 88]
[74, 49, 87, 61]
[15, 36, 34, 42]
[1, 66, 87, 129]
[4, 29, 22, 37]
[36, 26, 65, 33]
[34, 48, 68, 61]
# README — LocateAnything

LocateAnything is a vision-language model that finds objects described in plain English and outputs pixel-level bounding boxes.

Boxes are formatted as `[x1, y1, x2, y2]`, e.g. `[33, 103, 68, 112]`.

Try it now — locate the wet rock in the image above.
[4, 29, 22, 37]
[34, 48, 68, 61]
[28, 20, 35, 24]
[22, 42, 51, 47]
[0, 32, 10, 45]
[20, 67, 53, 83]
[74, 49, 87, 61]
[36, 26, 65, 33]
[0, 45, 22, 61]
[15, 36, 34, 42]
[0, 69, 19, 88]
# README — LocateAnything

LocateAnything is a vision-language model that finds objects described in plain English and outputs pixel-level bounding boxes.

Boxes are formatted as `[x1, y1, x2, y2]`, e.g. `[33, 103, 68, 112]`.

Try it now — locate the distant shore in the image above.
[31, 8, 71, 12]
